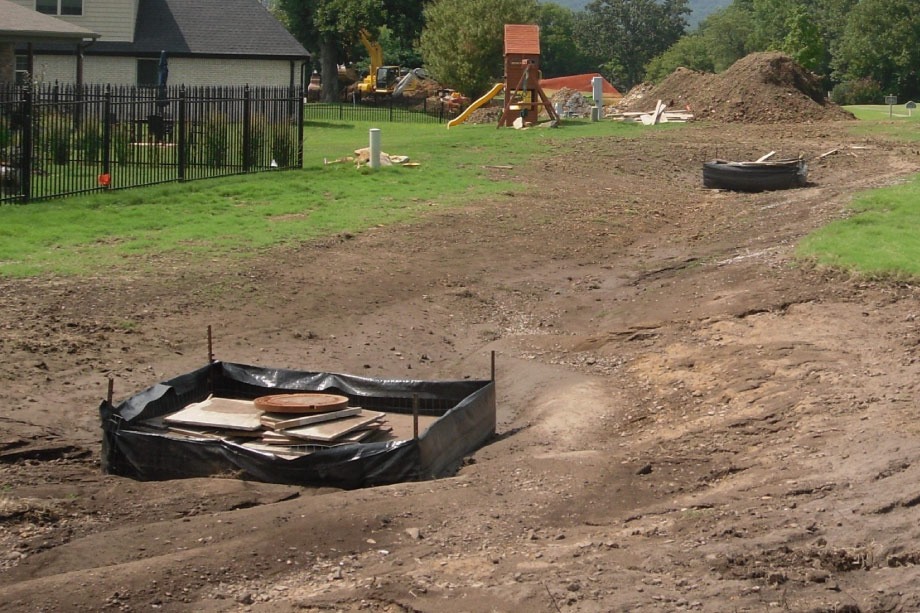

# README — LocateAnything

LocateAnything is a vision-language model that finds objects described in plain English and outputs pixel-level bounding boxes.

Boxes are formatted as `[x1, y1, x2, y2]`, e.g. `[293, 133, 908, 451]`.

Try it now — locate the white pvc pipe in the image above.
[592, 76, 603, 108]
[369, 128, 381, 169]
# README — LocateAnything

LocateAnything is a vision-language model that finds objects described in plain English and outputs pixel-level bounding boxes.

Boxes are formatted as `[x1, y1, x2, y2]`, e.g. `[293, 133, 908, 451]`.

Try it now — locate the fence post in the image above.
[338, 102, 343, 121]
[297, 85, 304, 168]
[102, 85, 111, 180]
[20, 86, 33, 203]
[389, 98, 394, 122]
[177, 86, 186, 181]
[242, 85, 251, 173]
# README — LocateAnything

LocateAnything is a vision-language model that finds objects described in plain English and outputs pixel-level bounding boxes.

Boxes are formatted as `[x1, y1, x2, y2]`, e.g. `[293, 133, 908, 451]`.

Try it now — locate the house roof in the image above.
[504, 24, 540, 56]
[540, 73, 622, 97]
[27, 0, 309, 59]
[129, 0, 308, 58]
[0, 0, 98, 43]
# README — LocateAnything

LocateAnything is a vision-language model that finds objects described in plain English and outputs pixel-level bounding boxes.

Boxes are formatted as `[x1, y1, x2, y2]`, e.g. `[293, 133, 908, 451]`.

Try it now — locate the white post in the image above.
[591, 76, 603, 122]
[369, 128, 381, 169]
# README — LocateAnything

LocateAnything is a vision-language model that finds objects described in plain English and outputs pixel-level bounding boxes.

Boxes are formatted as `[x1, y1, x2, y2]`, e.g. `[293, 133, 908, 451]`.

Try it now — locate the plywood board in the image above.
[164, 397, 263, 431]
[281, 411, 385, 442]
[264, 407, 362, 430]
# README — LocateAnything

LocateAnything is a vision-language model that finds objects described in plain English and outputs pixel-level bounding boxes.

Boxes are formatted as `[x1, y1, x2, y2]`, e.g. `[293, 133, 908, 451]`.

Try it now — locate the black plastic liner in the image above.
[100, 361, 496, 489]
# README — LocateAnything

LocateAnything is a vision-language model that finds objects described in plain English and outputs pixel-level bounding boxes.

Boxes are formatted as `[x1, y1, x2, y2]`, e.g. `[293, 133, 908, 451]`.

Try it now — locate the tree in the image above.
[276, 0, 425, 101]
[781, 6, 824, 72]
[697, 3, 757, 71]
[575, 0, 690, 90]
[419, 0, 538, 98]
[537, 3, 598, 78]
[644, 33, 714, 82]
[833, 0, 920, 99]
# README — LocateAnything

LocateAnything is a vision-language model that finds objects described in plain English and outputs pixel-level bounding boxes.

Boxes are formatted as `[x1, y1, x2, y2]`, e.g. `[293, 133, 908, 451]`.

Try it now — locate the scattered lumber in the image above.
[145, 394, 431, 459]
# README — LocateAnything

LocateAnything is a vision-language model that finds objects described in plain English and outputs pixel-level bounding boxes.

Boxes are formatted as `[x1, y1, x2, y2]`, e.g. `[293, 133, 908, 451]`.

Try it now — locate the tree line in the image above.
[273, 0, 919, 104]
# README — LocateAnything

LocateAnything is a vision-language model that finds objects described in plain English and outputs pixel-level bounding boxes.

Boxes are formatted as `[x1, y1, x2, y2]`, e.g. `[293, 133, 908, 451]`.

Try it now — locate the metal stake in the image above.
[107, 377, 114, 405]
[413, 393, 419, 440]
[491, 350, 496, 381]
[207, 325, 214, 363]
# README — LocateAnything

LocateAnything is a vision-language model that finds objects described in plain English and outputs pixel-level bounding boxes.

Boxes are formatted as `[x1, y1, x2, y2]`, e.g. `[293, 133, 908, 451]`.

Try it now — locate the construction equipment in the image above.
[356, 30, 402, 97]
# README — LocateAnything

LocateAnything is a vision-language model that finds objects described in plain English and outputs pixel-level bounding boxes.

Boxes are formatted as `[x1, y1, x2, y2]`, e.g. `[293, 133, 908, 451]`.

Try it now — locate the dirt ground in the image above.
[3, 120, 920, 613]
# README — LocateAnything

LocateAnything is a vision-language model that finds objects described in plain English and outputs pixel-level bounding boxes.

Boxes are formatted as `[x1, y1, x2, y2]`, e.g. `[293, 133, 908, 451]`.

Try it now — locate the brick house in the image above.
[10, 0, 309, 88]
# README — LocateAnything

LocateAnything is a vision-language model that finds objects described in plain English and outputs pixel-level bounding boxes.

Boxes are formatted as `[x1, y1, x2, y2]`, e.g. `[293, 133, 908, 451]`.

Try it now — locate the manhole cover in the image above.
[253, 393, 350, 414]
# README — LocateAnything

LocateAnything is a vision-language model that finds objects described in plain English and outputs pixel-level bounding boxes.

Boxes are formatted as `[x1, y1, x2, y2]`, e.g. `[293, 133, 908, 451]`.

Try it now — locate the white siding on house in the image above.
[28, 54, 302, 87]
[30, 53, 75, 83]
[171, 58, 298, 88]
[9, 0, 137, 42]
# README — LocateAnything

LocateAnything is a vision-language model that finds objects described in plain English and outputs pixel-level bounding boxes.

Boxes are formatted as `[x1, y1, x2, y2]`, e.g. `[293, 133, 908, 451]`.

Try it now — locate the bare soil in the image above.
[3, 119, 920, 613]
[621, 53, 854, 124]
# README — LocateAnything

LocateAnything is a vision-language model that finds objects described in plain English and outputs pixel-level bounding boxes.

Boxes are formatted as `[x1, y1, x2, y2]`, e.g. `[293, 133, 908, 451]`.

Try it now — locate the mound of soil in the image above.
[621, 52, 854, 123]
[550, 87, 593, 118]
[464, 105, 503, 125]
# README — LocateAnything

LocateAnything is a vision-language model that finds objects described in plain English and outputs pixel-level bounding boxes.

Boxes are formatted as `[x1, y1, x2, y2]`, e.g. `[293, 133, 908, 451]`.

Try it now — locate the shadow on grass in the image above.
[304, 121, 356, 130]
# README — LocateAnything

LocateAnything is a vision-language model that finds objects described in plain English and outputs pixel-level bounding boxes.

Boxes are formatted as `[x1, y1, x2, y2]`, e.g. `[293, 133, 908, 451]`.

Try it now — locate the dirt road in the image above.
[3, 121, 920, 612]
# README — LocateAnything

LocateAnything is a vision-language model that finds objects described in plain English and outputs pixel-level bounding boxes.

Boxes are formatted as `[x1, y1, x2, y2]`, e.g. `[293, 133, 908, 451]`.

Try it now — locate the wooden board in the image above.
[262, 407, 362, 431]
[281, 411, 386, 442]
[163, 397, 263, 431]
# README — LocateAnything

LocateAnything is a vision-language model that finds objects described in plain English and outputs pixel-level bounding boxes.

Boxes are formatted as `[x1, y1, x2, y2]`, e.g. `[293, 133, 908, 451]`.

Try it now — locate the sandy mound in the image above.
[621, 52, 854, 123]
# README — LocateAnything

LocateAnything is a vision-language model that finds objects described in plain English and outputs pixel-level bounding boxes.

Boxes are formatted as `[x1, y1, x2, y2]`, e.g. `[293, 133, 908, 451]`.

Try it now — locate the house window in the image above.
[36, 0, 82, 15]
[137, 59, 159, 87]
[15, 56, 30, 85]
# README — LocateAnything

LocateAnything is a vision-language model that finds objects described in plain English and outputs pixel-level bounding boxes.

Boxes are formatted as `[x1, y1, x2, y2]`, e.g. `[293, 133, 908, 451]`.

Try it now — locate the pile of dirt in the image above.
[464, 105, 503, 125]
[550, 87, 593, 118]
[620, 52, 854, 123]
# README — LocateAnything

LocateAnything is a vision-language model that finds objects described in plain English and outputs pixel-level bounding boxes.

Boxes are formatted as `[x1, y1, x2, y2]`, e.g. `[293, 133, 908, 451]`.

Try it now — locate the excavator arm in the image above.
[359, 30, 383, 76]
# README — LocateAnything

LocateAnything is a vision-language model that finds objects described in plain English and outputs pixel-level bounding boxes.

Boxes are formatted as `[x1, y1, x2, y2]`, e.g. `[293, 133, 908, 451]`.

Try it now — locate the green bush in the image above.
[112, 124, 133, 166]
[831, 78, 883, 105]
[202, 115, 229, 168]
[246, 114, 267, 168]
[41, 116, 72, 166]
[77, 120, 103, 163]
[271, 125, 294, 168]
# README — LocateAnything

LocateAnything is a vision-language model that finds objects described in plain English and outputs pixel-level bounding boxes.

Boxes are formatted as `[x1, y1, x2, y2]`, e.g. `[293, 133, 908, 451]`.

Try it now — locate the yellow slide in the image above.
[447, 83, 504, 128]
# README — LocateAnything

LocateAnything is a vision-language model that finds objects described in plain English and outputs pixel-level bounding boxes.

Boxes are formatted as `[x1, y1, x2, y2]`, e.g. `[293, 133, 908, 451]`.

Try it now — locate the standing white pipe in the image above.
[591, 76, 603, 122]
[369, 128, 381, 169]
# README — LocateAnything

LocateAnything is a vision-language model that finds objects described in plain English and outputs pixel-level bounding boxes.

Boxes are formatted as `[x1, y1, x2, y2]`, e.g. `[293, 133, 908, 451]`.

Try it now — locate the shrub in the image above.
[77, 120, 103, 163]
[202, 114, 229, 168]
[112, 124, 133, 166]
[246, 114, 267, 168]
[49, 126, 71, 165]
[271, 125, 294, 168]
[831, 78, 883, 105]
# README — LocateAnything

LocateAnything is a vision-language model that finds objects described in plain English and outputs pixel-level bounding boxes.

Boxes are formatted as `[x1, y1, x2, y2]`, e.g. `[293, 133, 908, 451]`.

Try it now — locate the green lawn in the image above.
[797, 175, 920, 278]
[793, 107, 920, 279]
[0, 119, 644, 277]
[843, 104, 920, 142]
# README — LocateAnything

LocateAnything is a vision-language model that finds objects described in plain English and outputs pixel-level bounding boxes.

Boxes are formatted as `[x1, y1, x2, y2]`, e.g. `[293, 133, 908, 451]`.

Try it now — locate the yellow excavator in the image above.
[356, 30, 401, 96]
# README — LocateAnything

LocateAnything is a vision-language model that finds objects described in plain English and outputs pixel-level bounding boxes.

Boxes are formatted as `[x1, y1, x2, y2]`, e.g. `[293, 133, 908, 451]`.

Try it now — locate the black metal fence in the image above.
[0, 83, 303, 203]
[304, 96, 463, 124]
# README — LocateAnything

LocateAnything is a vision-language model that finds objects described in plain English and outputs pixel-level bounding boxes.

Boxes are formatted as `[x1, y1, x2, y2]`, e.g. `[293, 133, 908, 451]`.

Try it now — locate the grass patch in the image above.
[0, 119, 645, 277]
[797, 174, 920, 278]
[843, 105, 920, 142]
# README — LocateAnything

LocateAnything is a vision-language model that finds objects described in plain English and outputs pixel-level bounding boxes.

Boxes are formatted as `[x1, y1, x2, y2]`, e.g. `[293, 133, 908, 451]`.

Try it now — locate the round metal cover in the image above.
[253, 393, 350, 414]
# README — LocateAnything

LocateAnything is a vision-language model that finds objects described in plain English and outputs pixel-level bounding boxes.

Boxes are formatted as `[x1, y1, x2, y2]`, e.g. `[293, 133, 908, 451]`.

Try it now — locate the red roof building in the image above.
[540, 73, 622, 103]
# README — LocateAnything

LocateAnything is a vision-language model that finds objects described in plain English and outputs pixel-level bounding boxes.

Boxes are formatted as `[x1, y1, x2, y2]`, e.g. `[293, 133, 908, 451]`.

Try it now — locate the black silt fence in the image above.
[0, 83, 304, 204]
